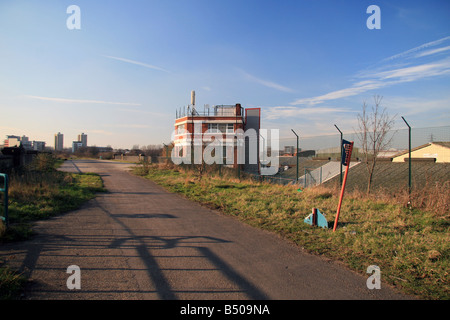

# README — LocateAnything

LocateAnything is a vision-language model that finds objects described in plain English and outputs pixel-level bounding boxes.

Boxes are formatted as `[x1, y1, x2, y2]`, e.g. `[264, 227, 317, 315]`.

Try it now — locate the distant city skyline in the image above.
[1, 1, 449, 149]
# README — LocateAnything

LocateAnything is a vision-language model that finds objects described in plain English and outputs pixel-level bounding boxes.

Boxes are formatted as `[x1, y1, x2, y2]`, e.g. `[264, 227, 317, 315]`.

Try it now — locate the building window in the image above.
[207, 123, 234, 133]
[176, 124, 185, 134]
[208, 123, 218, 133]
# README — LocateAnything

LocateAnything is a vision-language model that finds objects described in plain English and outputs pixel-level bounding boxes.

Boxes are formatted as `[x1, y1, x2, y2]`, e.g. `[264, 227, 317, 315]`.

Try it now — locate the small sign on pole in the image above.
[333, 140, 353, 232]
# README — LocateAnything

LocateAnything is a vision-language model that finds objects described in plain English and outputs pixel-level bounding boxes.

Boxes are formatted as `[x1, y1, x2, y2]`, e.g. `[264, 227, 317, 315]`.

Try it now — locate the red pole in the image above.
[333, 141, 353, 232]
[333, 164, 350, 231]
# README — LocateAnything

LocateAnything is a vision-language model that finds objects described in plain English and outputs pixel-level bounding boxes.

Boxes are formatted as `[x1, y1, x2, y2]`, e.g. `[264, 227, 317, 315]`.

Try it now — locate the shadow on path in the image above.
[97, 199, 269, 300]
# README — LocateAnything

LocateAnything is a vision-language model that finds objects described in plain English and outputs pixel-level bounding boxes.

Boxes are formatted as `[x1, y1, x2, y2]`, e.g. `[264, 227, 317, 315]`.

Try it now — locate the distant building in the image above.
[173, 91, 261, 171]
[54, 132, 64, 151]
[392, 141, 450, 163]
[3, 135, 32, 149]
[284, 146, 295, 156]
[4, 135, 21, 147]
[78, 133, 87, 148]
[20, 136, 32, 149]
[174, 103, 245, 167]
[283, 145, 302, 156]
[4, 135, 45, 152]
[32, 141, 46, 151]
[72, 141, 83, 153]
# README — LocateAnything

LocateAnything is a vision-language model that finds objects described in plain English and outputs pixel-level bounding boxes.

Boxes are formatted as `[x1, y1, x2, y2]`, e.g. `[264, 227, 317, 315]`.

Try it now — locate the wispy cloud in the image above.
[382, 36, 450, 61]
[103, 55, 170, 73]
[25, 95, 142, 106]
[415, 45, 450, 58]
[290, 81, 386, 106]
[290, 36, 450, 106]
[238, 69, 294, 93]
[372, 58, 450, 81]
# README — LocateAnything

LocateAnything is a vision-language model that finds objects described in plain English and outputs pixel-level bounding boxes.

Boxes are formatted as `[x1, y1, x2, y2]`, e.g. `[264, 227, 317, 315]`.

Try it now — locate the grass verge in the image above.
[0, 154, 104, 299]
[133, 163, 449, 300]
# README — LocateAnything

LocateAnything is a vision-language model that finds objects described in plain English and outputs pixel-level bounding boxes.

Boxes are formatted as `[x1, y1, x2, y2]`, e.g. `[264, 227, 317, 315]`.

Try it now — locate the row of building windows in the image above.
[176, 123, 235, 134]
[208, 123, 234, 133]
[173, 145, 232, 161]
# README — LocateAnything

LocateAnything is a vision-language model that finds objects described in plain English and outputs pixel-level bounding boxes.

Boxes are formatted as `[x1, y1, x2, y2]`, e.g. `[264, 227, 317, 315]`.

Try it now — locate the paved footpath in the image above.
[0, 160, 413, 300]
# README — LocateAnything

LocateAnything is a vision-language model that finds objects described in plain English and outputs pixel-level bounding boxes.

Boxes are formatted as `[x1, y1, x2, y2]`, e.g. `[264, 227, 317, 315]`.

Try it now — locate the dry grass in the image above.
[1, 154, 104, 240]
[341, 179, 450, 220]
[408, 181, 450, 218]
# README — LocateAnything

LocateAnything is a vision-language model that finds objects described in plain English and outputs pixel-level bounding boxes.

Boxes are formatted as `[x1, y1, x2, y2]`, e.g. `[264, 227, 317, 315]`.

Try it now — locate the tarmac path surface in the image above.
[0, 160, 413, 300]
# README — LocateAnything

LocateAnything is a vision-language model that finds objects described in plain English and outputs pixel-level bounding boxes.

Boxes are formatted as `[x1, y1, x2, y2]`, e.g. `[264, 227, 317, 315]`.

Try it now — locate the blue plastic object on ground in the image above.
[304, 208, 328, 229]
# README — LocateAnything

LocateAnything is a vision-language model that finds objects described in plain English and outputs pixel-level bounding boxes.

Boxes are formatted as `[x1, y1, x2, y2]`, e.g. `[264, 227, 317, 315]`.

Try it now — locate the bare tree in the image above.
[142, 144, 163, 162]
[356, 95, 396, 194]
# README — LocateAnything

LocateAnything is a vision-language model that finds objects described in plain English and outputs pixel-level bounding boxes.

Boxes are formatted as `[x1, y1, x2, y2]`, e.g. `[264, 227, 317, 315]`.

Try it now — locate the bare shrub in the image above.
[356, 95, 396, 194]
[410, 180, 450, 218]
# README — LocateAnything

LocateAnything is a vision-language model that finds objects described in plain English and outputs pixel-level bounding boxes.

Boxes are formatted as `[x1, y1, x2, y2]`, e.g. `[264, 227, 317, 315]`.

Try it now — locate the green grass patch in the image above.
[133, 163, 450, 300]
[1, 170, 104, 234]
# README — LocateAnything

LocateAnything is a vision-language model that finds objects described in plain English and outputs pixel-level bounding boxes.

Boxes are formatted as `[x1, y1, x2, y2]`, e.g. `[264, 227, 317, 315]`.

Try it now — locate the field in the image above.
[133, 162, 449, 300]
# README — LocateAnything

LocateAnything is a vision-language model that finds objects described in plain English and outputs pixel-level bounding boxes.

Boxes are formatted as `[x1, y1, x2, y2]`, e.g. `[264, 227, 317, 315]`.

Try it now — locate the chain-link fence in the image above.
[162, 125, 449, 194]
[274, 125, 450, 193]
[277, 125, 450, 155]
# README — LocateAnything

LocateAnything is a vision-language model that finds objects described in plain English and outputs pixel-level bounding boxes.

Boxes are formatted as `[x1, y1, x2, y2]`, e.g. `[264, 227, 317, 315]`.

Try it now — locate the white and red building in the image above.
[173, 92, 261, 172]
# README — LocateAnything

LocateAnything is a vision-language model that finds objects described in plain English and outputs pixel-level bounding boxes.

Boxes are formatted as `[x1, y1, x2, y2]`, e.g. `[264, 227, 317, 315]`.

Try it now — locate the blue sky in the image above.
[0, 0, 449, 149]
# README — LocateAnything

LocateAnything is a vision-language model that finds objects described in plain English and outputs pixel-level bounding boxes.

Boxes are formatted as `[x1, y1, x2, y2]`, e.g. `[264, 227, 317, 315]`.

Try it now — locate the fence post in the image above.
[401, 116, 412, 197]
[334, 124, 343, 186]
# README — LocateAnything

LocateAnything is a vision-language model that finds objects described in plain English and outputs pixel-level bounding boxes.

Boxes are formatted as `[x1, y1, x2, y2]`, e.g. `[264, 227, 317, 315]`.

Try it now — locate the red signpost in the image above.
[333, 140, 354, 232]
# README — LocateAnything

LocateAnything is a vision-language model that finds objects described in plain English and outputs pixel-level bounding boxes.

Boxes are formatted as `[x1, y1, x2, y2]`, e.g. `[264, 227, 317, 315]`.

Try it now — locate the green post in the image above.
[401, 117, 411, 195]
